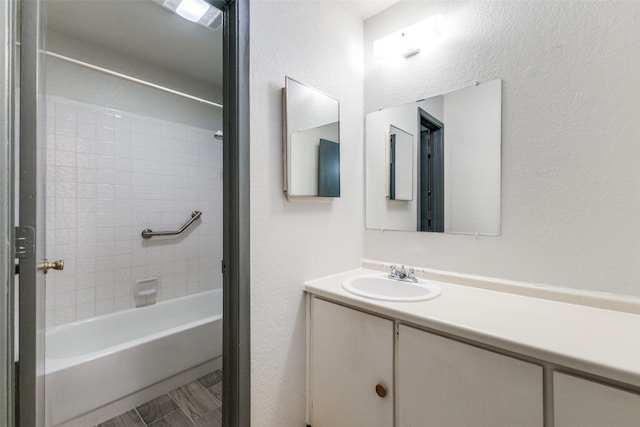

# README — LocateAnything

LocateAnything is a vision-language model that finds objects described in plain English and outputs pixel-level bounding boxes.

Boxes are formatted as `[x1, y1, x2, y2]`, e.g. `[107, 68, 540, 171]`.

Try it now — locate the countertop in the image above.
[304, 268, 640, 389]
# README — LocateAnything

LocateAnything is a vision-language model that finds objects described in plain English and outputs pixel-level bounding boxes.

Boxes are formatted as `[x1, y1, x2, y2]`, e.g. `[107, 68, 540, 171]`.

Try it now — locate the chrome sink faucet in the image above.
[388, 265, 418, 282]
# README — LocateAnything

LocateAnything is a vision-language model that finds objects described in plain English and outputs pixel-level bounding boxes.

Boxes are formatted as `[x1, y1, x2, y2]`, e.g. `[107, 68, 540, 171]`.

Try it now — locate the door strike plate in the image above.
[15, 226, 35, 259]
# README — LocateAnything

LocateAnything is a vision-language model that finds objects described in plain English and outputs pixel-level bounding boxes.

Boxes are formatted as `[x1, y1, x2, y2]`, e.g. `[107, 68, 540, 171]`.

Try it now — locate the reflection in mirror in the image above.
[366, 79, 501, 235]
[388, 125, 413, 201]
[283, 77, 340, 198]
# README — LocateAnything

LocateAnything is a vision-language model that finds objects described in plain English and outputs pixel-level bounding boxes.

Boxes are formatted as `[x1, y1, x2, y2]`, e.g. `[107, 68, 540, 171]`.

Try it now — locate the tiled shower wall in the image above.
[45, 95, 223, 327]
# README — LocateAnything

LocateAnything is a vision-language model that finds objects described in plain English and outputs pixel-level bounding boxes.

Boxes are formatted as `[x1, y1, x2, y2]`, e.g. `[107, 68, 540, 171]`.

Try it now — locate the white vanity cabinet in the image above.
[397, 324, 544, 427]
[308, 298, 394, 427]
[306, 268, 640, 427]
[554, 372, 640, 426]
[308, 297, 544, 427]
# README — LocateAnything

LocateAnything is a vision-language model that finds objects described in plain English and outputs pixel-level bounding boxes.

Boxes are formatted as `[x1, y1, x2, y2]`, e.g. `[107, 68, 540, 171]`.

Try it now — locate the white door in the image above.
[309, 298, 394, 427]
[397, 324, 543, 427]
[554, 372, 640, 426]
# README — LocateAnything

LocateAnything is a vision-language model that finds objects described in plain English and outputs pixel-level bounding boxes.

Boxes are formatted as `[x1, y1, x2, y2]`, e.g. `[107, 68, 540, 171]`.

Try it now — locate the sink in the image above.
[342, 274, 441, 302]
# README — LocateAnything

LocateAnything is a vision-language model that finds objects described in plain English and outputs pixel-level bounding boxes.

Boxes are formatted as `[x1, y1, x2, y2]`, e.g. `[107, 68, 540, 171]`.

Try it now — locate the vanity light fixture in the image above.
[153, 0, 222, 30]
[373, 14, 444, 60]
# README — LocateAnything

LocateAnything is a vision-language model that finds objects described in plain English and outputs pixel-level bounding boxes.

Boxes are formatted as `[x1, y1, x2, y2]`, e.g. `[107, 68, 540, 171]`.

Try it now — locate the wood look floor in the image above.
[97, 370, 223, 427]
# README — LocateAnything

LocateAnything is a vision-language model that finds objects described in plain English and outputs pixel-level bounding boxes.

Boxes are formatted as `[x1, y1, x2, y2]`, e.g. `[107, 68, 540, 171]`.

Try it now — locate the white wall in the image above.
[250, 0, 364, 425]
[364, 1, 640, 296]
[46, 31, 222, 130]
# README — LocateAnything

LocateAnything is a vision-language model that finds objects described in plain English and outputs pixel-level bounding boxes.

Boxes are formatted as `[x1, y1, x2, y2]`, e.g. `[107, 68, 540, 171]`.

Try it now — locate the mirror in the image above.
[366, 79, 501, 235]
[387, 125, 413, 201]
[283, 76, 340, 198]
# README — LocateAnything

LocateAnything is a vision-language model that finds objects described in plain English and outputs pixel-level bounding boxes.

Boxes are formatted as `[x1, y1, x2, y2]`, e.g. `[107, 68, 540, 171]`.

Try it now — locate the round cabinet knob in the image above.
[375, 383, 387, 398]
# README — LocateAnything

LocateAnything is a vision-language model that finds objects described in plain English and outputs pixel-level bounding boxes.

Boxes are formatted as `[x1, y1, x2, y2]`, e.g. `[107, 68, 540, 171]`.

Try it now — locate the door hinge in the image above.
[14, 226, 35, 259]
[221, 259, 226, 275]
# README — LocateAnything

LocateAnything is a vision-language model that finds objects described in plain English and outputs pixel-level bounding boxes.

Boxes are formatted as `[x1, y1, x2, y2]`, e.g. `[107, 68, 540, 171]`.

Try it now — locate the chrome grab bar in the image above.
[141, 211, 202, 239]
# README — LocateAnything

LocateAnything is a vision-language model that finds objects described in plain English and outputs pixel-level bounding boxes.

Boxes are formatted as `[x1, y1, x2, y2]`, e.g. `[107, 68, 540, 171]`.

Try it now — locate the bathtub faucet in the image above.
[388, 265, 417, 282]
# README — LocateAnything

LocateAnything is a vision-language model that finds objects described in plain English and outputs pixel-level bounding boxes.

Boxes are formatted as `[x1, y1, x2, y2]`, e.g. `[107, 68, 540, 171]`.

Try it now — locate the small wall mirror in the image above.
[283, 76, 340, 198]
[387, 125, 413, 201]
[366, 79, 502, 235]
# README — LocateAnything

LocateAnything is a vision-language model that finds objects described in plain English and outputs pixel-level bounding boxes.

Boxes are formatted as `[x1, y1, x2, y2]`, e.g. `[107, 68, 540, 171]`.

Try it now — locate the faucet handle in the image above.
[407, 267, 416, 281]
[387, 264, 399, 279]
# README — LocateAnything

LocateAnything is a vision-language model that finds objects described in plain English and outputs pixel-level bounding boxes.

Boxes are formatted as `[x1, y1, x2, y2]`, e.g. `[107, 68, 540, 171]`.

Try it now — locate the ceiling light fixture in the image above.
[176, 0, 210, 22]
[153, 0, 222, 30]
[373, 14, 444, 60]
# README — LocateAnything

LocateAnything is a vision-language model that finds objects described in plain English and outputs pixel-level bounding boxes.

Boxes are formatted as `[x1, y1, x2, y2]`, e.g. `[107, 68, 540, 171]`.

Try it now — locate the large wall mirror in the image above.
[283, 77, 340, 198]
[366, 79, 501, 235]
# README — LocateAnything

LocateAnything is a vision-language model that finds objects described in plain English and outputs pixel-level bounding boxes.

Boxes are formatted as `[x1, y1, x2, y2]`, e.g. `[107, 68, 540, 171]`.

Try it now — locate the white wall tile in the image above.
[47, 96, 222, 326]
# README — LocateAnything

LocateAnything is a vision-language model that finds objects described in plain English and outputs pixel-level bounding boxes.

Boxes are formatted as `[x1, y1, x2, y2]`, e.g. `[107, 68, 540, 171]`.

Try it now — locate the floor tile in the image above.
[96, 409, 145, 427]
[197, 370, 222, 389]
[136, 394, 180, 424]
[148, 410, 194, 427]
[169, 381, 220, 420]
[207, 382, 222, 405]
[193, 408, 222, 427]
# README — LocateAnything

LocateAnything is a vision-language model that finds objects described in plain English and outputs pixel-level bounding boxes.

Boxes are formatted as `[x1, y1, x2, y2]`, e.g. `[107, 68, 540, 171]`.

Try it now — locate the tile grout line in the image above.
[132, 406, 147, 427]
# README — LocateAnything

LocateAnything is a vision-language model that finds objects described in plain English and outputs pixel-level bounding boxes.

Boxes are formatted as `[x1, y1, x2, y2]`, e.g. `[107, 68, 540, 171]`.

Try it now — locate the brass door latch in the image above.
[38, 259, 64, 274]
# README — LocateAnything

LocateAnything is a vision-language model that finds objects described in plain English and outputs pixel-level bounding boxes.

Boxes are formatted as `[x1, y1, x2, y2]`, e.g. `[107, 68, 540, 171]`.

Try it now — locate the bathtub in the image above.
[45, 289, 222, 426]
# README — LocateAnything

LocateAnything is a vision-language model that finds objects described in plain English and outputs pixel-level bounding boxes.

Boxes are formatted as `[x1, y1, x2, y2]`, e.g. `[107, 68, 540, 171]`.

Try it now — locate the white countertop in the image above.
[304, 268, 640, 389]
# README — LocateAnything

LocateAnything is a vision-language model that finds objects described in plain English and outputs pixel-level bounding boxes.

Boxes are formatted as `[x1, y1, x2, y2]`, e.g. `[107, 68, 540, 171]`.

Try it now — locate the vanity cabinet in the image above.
[308, 297, 543, 427]
[308, 298, 394, 427]
[554, 372, 640, 426]
[397, 324, 543, 427]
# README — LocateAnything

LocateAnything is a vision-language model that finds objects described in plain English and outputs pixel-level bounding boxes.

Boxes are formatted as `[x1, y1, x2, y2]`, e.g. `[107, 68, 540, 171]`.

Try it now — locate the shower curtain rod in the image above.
[45, 50, 223, 109]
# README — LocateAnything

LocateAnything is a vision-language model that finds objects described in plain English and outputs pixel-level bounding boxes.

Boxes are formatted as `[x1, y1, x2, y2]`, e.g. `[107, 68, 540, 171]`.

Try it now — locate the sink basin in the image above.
[342, 274, 441, 302]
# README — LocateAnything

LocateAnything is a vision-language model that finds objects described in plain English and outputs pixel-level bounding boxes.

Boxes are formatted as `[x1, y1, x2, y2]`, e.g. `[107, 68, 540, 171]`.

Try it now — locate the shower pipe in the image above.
[45, 50, 223, 109]
[141, 210, 202, 239]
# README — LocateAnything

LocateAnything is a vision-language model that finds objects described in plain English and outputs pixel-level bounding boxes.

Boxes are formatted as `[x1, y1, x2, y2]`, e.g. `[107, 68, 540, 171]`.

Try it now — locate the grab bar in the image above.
[141, 211, 202, 239]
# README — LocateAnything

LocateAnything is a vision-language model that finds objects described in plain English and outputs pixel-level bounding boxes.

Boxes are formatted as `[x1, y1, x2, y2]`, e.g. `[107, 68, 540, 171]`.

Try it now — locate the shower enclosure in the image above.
[4, 0, 250, 425]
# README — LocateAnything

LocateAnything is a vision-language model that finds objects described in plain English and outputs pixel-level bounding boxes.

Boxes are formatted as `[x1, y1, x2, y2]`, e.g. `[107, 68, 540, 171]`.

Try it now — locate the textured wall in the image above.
[364, 1, 640, 297]
[250, 0, 364, 425]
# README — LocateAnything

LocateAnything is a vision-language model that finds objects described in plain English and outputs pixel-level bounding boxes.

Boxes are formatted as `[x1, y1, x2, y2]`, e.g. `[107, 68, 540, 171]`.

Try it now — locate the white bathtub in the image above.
[45, 289, 222, 426]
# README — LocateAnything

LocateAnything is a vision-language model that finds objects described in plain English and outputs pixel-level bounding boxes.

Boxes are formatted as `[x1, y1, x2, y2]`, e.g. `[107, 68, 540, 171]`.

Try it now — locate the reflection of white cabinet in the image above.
[554, 372, 640, 427]
[397, 325, 543, 427]
[308, 298, 394, 427]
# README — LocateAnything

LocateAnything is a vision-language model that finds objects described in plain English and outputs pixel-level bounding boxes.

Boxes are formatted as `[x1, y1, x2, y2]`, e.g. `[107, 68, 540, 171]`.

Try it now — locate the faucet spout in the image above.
[388, 265, 417, 282]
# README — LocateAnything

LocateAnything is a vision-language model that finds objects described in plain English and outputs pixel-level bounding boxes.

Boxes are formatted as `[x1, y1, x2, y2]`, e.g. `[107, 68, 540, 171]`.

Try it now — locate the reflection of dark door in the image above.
[389, 135, 396, 200]
[419, 109, 444, 231]
[318, 138, 340, 197]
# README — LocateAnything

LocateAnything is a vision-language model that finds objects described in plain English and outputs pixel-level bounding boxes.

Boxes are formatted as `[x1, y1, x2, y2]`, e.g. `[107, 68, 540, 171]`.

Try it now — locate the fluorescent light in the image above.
[373, 14, 444, 60]
[153, 0, 223, 30]
[175, 0, 211, 22]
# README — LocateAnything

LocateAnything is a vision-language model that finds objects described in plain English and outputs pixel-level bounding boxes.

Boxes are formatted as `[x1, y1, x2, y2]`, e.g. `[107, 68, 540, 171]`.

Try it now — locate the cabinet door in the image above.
[309, 298, 394, 427]
[397, 325, 543, 427]
[554, 372, 640, 426]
